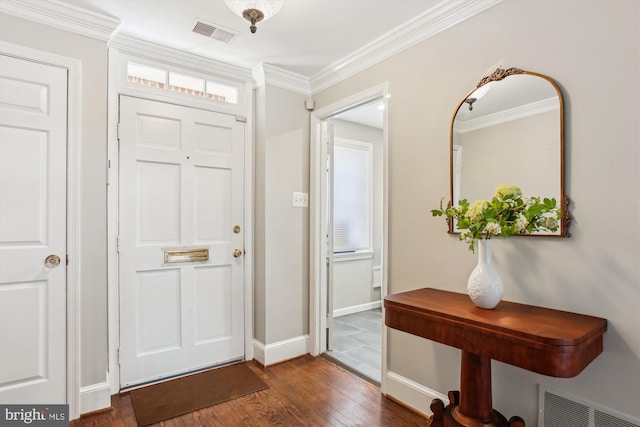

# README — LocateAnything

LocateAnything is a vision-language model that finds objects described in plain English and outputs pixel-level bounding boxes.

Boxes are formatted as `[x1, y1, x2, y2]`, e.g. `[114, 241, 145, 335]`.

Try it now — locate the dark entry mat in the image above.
[130, 363, 268, 426]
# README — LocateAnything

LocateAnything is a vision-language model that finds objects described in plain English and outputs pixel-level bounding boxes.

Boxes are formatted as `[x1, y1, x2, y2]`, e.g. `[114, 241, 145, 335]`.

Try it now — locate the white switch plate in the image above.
[293, 192, 308, 208]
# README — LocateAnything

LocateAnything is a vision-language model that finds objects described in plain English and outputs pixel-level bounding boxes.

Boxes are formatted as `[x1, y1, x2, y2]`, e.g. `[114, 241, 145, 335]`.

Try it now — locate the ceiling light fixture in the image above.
[465, 97, 477, 111]
[224, 0, 284, 34]
[464, 82, 491, 111]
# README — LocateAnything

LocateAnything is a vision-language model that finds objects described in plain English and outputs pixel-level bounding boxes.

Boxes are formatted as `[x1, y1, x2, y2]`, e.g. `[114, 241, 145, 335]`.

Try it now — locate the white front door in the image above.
[0, 55, 68, 403]
[118, 96, 245, 388]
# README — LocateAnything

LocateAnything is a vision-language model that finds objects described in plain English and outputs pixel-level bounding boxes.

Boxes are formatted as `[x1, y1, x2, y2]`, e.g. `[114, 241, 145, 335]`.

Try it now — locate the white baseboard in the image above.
[334, 300, 381, 318]
[79, 377, 111, 415]
[383, 371, 449, 416]
[253, 335, 309, 366]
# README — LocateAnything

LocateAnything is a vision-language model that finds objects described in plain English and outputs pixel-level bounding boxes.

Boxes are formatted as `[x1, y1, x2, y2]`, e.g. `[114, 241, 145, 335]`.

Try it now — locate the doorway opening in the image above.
[310, 83, 389, 387]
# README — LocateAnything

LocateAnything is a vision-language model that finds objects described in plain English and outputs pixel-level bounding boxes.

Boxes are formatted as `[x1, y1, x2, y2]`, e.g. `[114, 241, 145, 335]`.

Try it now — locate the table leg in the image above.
[444, 352, 510, 426]
[455, 351, 495, 422]
[425, 352, 526, 427]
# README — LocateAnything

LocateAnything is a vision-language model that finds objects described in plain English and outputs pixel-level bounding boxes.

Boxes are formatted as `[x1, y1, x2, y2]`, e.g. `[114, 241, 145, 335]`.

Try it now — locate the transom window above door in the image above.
[126, 62, 239, 104]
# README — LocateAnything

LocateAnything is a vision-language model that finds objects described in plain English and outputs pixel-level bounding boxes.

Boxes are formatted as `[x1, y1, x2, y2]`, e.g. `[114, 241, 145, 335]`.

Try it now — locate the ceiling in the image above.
[335, 99, 384, 129]
[454, 73, 560, 125]
[59, 0, 443, 78]
[39, 0, 500, 129]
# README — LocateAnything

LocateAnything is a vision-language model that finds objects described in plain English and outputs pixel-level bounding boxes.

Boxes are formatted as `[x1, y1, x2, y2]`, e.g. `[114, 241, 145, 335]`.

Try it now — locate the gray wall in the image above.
[0, 13, 109, 387]
[458, 111, 560, 203]
[255, 84, 310, 344]
[314, 0, 639, 422]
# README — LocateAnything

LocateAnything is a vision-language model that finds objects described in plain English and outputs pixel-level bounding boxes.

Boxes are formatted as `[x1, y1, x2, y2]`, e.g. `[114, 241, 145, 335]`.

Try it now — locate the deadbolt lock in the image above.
[233, 225, 241, 234]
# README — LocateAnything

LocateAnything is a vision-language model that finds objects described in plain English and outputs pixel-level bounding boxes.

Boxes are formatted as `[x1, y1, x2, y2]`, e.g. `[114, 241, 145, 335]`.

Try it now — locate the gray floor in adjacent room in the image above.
[326, 308, 382, 383]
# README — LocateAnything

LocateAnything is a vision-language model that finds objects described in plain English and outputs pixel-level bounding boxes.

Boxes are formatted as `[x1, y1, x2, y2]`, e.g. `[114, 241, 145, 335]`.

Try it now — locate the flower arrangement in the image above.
[431, 184, 560, 252]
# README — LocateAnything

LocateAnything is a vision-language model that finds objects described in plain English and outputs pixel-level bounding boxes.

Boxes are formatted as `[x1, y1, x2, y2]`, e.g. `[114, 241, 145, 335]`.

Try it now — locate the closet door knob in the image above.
[45, 254, 61, 268]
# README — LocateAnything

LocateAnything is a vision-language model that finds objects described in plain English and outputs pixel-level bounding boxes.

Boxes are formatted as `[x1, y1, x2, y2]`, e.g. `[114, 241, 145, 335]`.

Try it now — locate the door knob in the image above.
[45, 254, 61, 268]
[233, 249, 243, 258]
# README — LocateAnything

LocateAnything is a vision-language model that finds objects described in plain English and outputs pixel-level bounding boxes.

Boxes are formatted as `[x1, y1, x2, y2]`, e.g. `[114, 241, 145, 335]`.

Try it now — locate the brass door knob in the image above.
[233, 249, 243, 258]
[45, 254, 61, 268]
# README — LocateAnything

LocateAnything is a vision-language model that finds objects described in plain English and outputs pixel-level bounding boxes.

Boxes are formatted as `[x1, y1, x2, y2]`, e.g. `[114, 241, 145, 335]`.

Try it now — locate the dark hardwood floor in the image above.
[71, 355, 427, 426]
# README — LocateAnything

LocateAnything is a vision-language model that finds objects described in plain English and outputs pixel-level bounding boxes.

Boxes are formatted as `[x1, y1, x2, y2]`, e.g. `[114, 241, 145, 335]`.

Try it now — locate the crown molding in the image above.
[1, 0, 502, 97]
[454, 97, 560, 133]
[261, 63, 312, 95]
[0, 0, 120, 41]
[110, 34, 254, 83]
[310, 0, 503, 94]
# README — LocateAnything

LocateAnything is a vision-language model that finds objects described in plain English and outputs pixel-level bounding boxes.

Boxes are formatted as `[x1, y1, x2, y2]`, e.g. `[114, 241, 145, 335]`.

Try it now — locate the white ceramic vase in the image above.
[467, 239, 504, 309]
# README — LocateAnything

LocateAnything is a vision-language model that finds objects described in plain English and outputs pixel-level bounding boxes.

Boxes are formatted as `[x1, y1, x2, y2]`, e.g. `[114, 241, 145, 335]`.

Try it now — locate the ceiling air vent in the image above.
[192, 19, 238, 44]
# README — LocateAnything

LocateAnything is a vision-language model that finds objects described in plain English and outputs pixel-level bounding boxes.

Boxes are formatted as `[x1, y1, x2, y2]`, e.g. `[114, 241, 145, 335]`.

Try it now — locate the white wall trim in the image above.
[384, 371, 449, 417]
[258, 0, 502, 95]
[334, 301, 381, 318]
[106, 46, 120, 397]
[261, 63, 312, 95]
[309, 82, 390, 393]
[0, 0, 120, 41]
[110, 34, 254, 84]
[0, 41, 82, 420]
[79, 375, 111, 415]
[252, 336, 310, 366]
[241, 78, 256, 364]
[455, 97, 559, 133]
[309, 0, 502, 94]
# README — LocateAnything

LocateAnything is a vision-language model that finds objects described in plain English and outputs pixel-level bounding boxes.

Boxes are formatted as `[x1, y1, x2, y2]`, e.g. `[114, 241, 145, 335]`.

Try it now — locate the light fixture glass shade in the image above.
[224, 0, 284, 22]
[471, 82, 491, 100]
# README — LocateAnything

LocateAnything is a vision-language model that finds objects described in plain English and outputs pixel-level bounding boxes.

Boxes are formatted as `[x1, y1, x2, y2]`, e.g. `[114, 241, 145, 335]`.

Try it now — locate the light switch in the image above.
[293, 192, 308, 208]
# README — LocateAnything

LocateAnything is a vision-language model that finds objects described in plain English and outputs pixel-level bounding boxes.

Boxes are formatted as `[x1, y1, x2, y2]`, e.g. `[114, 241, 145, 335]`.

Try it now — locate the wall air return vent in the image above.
[192, 19, 238, 43]
[539, 385, 640, 427]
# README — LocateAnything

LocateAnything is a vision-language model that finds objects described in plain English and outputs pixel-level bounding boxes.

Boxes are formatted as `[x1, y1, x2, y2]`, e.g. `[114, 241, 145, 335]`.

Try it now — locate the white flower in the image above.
[432, 184, 560, 252]
[538, 216, 559, 230]
[515, 214, 528, 232]
[466, 200, 488, 222]
[494, 184, 522, 200]
[460, 231, 473, 243]
[484, 222, 502, 236]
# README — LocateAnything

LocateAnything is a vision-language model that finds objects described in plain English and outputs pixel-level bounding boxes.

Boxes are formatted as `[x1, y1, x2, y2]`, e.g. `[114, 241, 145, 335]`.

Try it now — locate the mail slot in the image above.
[164, 248, 209, 264]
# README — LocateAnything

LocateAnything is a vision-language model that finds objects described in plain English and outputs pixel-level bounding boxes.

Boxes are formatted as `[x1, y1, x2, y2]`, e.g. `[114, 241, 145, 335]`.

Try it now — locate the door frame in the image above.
[106, 47, 255, 393]
[309, 82, 390, 391]
[0, 41, 82, 419]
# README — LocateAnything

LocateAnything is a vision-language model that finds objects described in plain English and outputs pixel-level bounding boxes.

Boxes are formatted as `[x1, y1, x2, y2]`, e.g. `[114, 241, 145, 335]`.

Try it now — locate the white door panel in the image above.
[0, 55, 67, 403]
[119, 96, 244, 388]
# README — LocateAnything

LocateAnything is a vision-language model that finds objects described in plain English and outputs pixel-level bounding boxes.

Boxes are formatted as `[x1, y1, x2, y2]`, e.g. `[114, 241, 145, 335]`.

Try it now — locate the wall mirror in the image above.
[449, 67, 570, 237]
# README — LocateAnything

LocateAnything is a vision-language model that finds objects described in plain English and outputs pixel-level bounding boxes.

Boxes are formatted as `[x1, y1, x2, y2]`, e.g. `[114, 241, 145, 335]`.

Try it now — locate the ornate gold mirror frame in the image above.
[449, 67, 571, 237]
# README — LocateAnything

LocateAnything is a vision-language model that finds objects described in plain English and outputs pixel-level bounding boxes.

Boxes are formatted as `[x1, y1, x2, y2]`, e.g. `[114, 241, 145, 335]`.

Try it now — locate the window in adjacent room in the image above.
[333, 138, 372, 253]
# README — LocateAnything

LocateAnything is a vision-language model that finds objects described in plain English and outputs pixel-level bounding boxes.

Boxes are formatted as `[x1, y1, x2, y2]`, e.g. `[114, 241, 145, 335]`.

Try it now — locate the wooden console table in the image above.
[384, 288, 607, 427]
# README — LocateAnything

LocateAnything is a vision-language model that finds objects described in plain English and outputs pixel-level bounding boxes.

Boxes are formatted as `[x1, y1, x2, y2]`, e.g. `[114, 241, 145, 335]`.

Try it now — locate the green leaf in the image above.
[544, 198, 557, 209]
